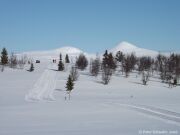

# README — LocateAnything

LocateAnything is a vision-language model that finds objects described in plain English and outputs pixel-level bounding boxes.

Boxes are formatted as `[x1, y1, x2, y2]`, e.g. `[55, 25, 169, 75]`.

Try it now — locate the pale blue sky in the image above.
[0, 0, 180, 53]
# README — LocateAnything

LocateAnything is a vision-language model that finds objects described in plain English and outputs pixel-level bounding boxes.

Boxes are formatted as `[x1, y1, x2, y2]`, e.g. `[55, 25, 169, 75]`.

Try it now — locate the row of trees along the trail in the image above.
[65, 65, 79, 100]
[58, 53, 89, 72]
[99, 50, 179, 86]
[65, 66, 79, 100]
[59, 53, 88, 72]
[58, 54, 71, 71]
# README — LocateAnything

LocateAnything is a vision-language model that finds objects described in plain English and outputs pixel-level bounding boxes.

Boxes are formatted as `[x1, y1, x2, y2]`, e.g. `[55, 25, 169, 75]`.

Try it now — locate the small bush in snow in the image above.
[70, 66, 79, 81]
[102, 65, 113, 85]
[89, 56, 100, 77]
[142, 71, 150, 85]
[9, 53, 17, 69]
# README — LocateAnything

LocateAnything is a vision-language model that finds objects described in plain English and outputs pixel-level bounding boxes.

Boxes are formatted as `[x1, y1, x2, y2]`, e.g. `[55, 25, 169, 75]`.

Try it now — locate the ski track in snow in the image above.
[107, 102, 180, 125]
[25, 63, 57, 101]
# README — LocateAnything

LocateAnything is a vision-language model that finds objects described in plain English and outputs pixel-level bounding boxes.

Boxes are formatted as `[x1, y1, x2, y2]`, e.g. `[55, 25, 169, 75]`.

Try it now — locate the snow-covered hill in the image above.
[22, 46, 84, 61]
[110, 41, 158, 57]
[21, 41, 160, 61]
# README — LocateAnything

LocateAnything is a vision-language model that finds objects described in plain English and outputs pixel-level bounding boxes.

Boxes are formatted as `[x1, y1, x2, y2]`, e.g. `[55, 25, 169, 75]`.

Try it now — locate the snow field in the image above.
[0, 61, 180, 135]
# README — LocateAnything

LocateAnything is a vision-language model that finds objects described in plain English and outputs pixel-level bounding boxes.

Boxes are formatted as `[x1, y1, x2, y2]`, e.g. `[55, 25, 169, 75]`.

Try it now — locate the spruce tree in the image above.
[65, 54, 70, 63]
[108, 53, 116, 70]
[1, 48, 8, 65]
[65, 75, 74, 100]
[58, 53, 64, 71]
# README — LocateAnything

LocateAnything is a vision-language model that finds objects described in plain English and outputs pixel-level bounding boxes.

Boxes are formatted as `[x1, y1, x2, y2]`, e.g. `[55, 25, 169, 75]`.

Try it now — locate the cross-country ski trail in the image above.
[25, 63, 57, 101]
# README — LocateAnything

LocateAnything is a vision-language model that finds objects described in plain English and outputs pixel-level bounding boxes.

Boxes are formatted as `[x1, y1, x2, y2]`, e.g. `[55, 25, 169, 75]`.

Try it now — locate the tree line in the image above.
[1, 47, 179, 89]
[0, 47, 30, 72]
[58, 50, 180, 88]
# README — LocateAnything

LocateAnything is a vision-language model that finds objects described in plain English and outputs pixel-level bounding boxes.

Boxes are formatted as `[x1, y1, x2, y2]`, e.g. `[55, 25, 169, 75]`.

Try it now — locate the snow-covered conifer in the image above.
[65, 54, 70, 63]
[1, 48, 8, 65]
[58, 53, 64, 71]
[66, 75, 74, 100]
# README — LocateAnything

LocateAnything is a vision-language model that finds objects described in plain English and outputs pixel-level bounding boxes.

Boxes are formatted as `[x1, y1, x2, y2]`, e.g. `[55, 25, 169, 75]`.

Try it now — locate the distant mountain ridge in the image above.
[21, 41, 160, 60]
[22, 46, 84, 60]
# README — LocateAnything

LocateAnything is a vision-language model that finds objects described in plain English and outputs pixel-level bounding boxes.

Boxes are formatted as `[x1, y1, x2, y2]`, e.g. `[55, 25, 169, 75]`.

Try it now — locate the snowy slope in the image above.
[110, 41, 158, 57]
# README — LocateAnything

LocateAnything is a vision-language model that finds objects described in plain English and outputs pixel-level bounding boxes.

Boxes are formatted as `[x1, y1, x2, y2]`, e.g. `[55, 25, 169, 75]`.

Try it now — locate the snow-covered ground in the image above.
[0, 61, 180, 135]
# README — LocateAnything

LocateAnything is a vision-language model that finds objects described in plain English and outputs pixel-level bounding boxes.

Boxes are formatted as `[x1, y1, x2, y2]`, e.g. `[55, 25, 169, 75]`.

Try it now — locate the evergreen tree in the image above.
[65, 54, 70, 63]
[76, 54, 88, 70]
[1, 48, 8, 65]
[29, 63, 34, 72]
[65, 75, 74, 100]
[58, 53, 64, 71]
[108, 53, 116, 70]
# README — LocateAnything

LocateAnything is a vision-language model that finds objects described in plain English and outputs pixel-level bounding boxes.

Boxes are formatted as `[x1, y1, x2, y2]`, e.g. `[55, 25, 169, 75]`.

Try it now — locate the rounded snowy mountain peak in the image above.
[110, 41, 138, 53]
[116, 41, 137, 50]
[54, 46, 83, 54]
[110, 41, 158, 57]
